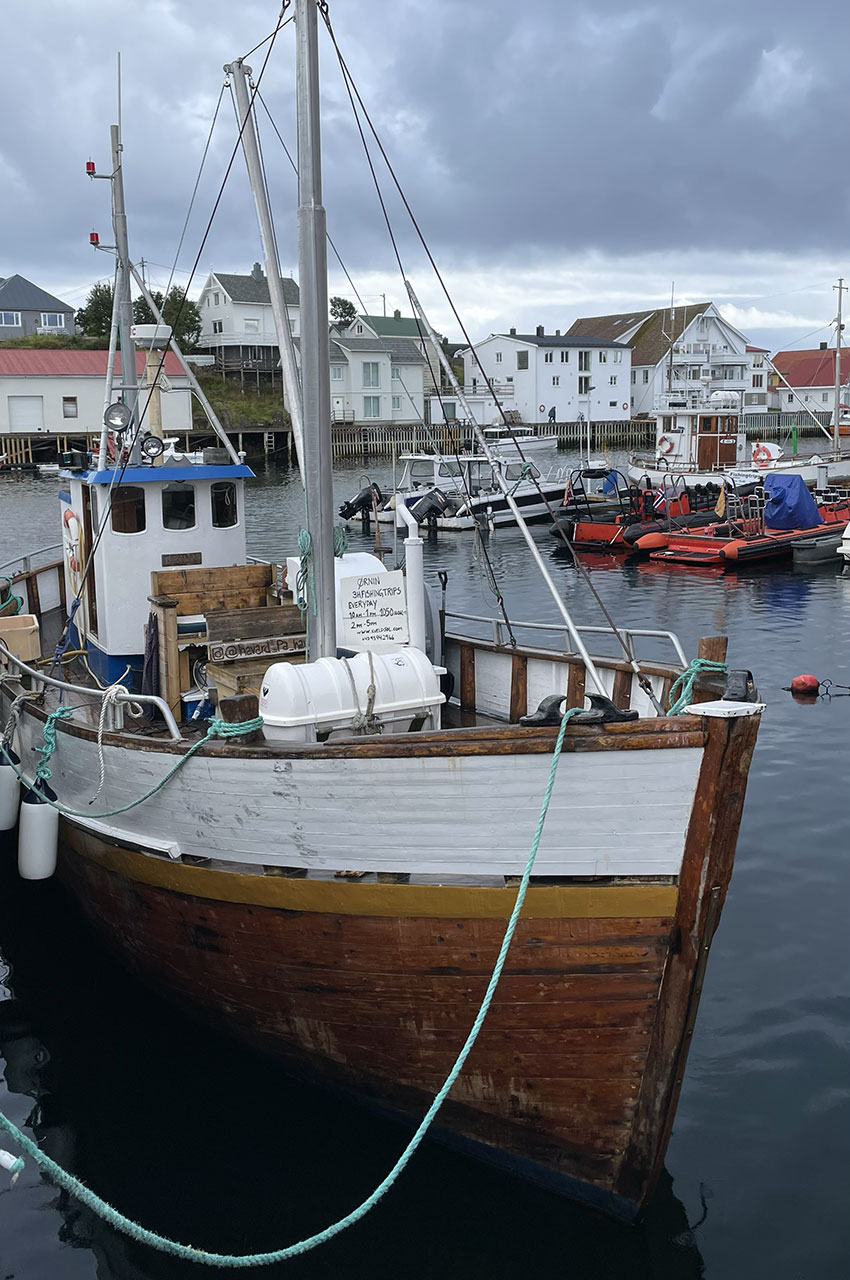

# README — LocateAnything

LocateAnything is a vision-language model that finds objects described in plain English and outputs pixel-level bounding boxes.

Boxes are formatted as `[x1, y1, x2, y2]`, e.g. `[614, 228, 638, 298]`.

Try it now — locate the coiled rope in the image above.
[1, 714, 264, 820]
[667, 658, 728, 716]
[0, 703, 582, 1266]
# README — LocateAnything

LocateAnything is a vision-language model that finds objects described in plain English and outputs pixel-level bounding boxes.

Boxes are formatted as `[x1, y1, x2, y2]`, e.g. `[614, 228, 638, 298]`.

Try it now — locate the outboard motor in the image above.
[408, 487, 454, 525]
[339, 482, 384, 522]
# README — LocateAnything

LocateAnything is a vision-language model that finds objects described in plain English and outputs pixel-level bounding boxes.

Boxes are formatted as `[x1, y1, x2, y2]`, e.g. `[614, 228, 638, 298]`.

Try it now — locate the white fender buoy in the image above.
[18, 784, 59, 880]
[0, 748, 21, 831]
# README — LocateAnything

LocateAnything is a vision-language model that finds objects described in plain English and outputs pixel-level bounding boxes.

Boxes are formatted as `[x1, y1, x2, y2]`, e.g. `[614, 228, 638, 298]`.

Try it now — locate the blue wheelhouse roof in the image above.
[60, 464, 255, 485]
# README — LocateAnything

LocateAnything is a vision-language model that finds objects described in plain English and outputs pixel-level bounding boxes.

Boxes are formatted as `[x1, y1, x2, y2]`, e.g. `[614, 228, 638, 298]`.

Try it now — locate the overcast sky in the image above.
[3, 0, 849, 351]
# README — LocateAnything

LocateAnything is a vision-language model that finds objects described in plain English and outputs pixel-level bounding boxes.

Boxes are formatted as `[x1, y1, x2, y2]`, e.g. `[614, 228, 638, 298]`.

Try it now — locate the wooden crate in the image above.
[207, 656, 302, 698]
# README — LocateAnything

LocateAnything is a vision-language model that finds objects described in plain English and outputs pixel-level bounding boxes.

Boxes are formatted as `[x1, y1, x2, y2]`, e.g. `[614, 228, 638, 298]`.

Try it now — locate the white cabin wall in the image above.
[0, 374, 192, 437]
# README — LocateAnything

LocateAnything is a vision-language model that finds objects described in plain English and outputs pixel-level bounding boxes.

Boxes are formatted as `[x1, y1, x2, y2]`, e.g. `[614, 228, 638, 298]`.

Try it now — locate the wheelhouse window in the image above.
[161, 483, 196, 530]
[62, 396, 78, 418]
[111, 486, 146, 533]
[211, 481, 238, 528]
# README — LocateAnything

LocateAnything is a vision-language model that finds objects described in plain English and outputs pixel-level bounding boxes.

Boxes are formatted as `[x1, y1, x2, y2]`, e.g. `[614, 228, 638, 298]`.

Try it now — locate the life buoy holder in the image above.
[753, 443, 771, 467]
[62, 507, 83, 578]
[538, 404, 546, 414]
[657, 435, 675, 456]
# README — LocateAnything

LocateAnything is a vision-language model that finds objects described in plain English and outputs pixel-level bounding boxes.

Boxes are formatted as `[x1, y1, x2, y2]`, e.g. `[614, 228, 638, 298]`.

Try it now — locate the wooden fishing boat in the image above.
[0, 2, 764, 1226]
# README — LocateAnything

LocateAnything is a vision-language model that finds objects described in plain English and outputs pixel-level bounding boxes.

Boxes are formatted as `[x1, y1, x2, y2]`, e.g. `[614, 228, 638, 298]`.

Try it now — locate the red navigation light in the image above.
[85, 159, 96, 176]
[89, 231, 100, 246]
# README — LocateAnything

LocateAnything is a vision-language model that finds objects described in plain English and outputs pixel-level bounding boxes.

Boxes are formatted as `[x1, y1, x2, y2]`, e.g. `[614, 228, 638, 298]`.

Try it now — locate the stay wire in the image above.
[322, 10, 651, 679]
[256, 74, 512, 630]
[61, 5, 292, 651]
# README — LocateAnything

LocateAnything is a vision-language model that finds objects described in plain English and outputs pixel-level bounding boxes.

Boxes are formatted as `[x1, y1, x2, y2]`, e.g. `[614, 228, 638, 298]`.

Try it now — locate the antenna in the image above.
[833, 276, 846, 458]
[117, 51, 122, 142]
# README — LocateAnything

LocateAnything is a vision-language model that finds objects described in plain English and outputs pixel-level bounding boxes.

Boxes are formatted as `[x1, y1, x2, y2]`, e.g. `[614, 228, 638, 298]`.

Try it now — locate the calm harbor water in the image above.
[1, 452, 848, 1278]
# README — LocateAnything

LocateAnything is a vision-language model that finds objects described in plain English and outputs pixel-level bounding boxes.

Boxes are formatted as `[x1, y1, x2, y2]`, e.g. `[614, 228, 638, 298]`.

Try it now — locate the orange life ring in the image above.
[657, 435, 675, 455]
[753, 443, 771, 466]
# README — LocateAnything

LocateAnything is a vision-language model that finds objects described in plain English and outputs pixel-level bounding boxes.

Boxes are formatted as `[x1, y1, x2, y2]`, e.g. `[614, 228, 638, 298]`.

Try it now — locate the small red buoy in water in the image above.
[790, 674, 820, 696]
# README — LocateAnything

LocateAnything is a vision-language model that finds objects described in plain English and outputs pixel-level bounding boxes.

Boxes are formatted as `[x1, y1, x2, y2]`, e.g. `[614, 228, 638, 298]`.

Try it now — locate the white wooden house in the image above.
[328, 334, 425, 424]
[0, 349, 192, 438]
[567, 302, 766, 416]
[769, 345, 850, 419]
[196, 265, 300, 382]
[455, 328, 631, 424]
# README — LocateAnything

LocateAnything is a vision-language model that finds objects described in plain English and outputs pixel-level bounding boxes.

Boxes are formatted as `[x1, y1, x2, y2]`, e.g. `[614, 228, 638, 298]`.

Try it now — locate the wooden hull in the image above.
[49, 707, 759, 1220]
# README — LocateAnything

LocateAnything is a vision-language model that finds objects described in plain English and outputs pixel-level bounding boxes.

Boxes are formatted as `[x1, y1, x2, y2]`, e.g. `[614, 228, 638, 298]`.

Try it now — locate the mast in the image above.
[666, 282, 675, 394]
[294, 0, 336, 657]
[834, 276, 845, 458]
[227, 60, 305, 476]
[110, 122, 141, 464]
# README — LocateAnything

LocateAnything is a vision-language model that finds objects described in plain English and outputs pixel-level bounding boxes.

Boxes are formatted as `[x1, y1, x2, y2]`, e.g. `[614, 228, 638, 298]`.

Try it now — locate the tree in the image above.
[133, 285, 202, 351]
[75, 281, 114, 339]
[330, 296, 357, 326]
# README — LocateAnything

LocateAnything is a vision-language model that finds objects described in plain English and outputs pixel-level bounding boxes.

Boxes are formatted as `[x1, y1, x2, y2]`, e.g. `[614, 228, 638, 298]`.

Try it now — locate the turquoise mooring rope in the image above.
[667, 658, 728, 716]
[1, 715, 265, 820]
[0, 705, 582, 1267]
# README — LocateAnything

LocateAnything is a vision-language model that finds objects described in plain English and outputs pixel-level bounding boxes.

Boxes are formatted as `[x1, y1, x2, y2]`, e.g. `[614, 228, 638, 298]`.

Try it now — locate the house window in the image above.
[212, 320, 223, 334]
[560, 350, 569, 362]
[517, 351, 528, 370]
[330, 365, 343, 380]
[206, 297, 210, 307]
[443, 402, 457, 420]
[391, 366, 401, 380]
[211, 481, 238, 528]
[578, 351, 591, 371]
[244, 317, 259, 333]
[392, 395, 402, 410]
[111, 486, 146, 534]
[161, 483, 196, 530]
[752, 374, 763, 388]
[631, 371, 636, 384]
[362, 361, 379, 387]
[552, 376, 560, 386]
[0, 311, 21, 326]
[598, 351, 607, 364]
[579, 376, 591, 394]
[753, 355, 764, 368]
[823, 392, 830, 402]
[40, 312, 64, 328]
[787, 394, 794, 403]
[356, 324, 363, 334]
[612, 350, 622, 363]
[62, 396, 78, 418]
[363, 395, 380, 418]
[609, 376, 617, 386]
[544, 351, 553, 363]
[642, 369, 649, 383]
[495, 352, 502, 363]
[213, 293, 220, 306]
[609, 401, 617, 408]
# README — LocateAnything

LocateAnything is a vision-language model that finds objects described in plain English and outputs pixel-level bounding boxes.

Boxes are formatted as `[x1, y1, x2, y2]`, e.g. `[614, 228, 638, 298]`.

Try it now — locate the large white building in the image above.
[567, 302, 767, 415]
[455, 328, 632, 424]
[0, 349, 192, 438]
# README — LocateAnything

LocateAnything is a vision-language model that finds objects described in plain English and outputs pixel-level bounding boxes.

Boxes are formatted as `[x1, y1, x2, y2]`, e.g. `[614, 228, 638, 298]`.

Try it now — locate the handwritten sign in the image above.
[209, 634, 307, 663]
[339, 571, 409, 648]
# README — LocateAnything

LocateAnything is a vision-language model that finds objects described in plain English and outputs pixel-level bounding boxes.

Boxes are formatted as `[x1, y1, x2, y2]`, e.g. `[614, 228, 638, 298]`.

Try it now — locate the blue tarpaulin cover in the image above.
[764, 474, 823, 530]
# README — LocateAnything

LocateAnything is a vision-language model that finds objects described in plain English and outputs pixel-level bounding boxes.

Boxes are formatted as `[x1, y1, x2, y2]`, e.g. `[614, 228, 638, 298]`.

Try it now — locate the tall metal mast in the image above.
[294, 0, 336, 657]
[834, 276, 846, 458]
[227, 59, 305, 476]
[110, 122, 141, 464]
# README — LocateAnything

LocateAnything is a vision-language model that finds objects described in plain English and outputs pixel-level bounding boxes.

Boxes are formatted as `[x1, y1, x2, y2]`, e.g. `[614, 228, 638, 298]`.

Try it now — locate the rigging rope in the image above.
[667, 659, 728, 716]
[0, 701, 582, 1265]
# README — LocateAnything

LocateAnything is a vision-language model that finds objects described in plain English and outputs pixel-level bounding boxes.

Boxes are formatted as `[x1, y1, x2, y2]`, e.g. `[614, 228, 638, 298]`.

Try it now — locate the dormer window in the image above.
[356, 324, 363, 334]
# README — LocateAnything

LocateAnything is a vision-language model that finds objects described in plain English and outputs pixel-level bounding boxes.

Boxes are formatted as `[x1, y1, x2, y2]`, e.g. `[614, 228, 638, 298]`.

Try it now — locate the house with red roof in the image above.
[0, 349, 192, 439]
[769, 344, 850, 420]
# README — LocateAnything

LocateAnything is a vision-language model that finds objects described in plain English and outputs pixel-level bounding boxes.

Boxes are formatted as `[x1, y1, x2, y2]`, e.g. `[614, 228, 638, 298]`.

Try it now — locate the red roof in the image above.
[746, 344, 770, 352]
[0, 349, 185, 377]
[772, 347, 850, 388]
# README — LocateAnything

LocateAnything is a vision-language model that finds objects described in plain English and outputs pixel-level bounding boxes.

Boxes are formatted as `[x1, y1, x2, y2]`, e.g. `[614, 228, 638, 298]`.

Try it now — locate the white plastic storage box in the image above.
[260, 648, 444, 743]
[0, 615, 41, 664]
